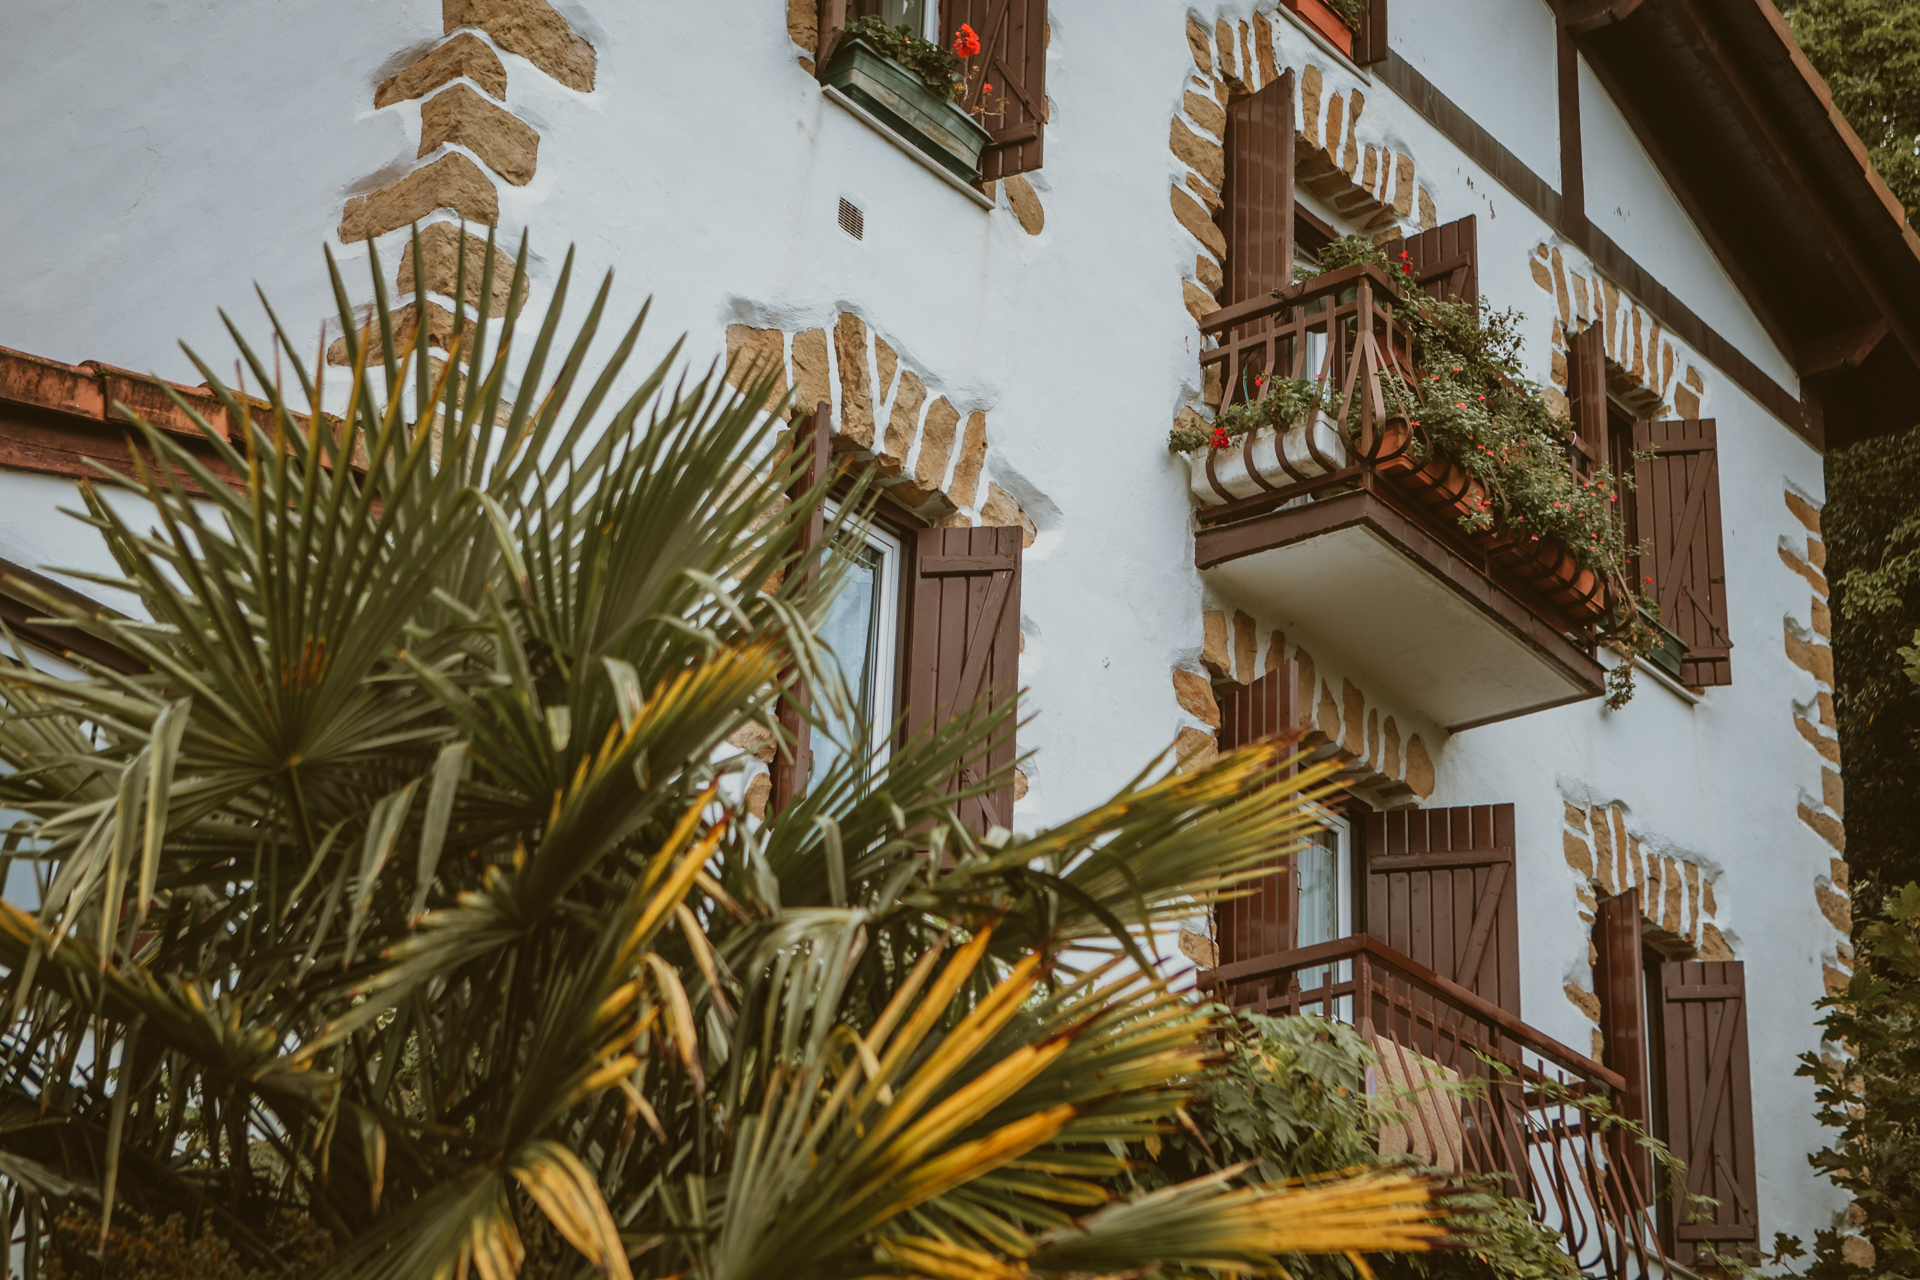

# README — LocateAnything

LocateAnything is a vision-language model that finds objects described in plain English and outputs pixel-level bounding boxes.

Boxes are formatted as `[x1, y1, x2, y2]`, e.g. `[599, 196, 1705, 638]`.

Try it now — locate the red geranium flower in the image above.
[953, 23, 981, 57]
[1210, 427, 1231, 450]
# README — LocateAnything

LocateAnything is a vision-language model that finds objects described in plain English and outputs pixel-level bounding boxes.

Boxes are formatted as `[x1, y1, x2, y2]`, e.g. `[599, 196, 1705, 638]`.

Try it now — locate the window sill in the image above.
[1600, 644, 1704, 706]
[822, 84, 994, 211]
[1270, 2, 1373, 83]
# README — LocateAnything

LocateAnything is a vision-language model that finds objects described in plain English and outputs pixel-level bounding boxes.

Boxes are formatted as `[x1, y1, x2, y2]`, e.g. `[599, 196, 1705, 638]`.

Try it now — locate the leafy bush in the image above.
[1148, 1012, 1582, 1280]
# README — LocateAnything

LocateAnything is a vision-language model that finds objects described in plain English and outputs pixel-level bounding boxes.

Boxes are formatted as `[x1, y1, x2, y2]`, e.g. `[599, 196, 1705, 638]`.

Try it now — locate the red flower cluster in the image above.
[1210, 426, 1231, 450]
[953, 23, 981, 57]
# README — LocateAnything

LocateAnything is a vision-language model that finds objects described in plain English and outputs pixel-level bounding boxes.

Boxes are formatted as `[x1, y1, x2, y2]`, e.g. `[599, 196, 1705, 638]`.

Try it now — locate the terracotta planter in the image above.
[1393, 453, 1484, 523]
[1285, 0, 1356, 56]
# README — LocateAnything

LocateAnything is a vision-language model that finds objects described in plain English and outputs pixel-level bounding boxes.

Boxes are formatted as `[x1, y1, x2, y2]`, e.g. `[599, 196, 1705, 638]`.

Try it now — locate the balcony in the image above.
[1189, 265, 1607, 732]
[1198, 934, 1668, 1280]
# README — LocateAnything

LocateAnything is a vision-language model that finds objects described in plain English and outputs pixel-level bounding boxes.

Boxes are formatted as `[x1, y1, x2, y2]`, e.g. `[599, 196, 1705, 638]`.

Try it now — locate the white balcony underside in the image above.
[1199, 508, 1603, 732]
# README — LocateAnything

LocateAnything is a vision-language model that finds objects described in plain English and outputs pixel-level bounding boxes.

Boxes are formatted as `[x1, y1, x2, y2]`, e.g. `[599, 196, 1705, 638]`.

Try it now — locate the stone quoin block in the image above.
[948, 412, 988, 510]
[444, 0, 596, 92]
[832, 314, 874, 451]
[419, 84, 539, 185]
[375, 32, 507, 108]
[913, 397, 962, 494]
[725, 325, 787, 413]
[397, 223, 516, 311]
[339, 153, 498, 243]
[1005, 175, 1045, 236]
[1173, 669, 1221, 727]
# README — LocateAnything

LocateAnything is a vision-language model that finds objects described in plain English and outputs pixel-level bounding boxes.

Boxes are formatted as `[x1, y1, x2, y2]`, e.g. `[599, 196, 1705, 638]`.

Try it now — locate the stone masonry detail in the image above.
[1171, 611, 1436, 805]
[1170, 9, 1439, 329]
[724, 318, 1033, 538]
[334, 2, 597, 366]
[1783, 488, 1853, 994]
[1559, 797, 1732, 1060]
[1529, 242, 1710, 421]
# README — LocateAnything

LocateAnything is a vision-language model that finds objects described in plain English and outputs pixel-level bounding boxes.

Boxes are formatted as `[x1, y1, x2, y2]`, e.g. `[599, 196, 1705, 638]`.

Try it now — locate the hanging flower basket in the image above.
[822, 32, 992, 182]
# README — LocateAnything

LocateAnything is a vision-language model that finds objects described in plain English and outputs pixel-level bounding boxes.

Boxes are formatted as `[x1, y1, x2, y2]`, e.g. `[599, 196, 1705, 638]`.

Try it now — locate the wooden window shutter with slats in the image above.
[939, 1, 1047, 180]
[905, 525, 1022, 832]
[1352, 0, 1389, 65]
[1214, 664, 1300, 983]
[1220, 71, 1296, 308]
[1397, 215, 1478, 315]
[1569, 320, 1608, 474]
[1361, 804, 1520, 1016]
[1656, 961, 1759, 1264]
[1632, 419, 1732, 687]
[1594, 888, 1654, 1207]
[772, 403, 834, 814]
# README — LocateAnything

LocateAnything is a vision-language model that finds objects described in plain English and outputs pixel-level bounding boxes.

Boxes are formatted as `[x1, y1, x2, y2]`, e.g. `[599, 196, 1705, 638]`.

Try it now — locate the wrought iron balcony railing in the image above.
[1199, 934, 1670, 1280]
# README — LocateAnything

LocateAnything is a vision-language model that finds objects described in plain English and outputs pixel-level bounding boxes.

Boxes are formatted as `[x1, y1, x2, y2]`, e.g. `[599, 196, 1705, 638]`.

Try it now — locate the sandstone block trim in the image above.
[398, 223, 517, 311]
[1191, 615, 1435, 801]
[722, 314, 1029, 536]
[1168, 20, 1438, 390]
[1531, 241, 1706, 420]
[1781, 489, 1851, 964]
[420, 84, 540, 186]
[339, 153, 499, 244]
[375, 31, 507, 108]
[1558, 795, 1734, 1033]
[444, 0, 596, 92]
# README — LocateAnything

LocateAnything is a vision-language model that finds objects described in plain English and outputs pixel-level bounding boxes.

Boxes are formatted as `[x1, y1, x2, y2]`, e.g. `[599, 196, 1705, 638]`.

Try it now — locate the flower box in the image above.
[1284, 0, 1356, 57]
[821, 34, 992, 182]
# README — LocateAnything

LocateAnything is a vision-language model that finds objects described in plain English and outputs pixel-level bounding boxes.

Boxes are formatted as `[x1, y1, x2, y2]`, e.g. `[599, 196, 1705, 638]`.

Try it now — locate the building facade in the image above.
[9, 0, 1920, 1270]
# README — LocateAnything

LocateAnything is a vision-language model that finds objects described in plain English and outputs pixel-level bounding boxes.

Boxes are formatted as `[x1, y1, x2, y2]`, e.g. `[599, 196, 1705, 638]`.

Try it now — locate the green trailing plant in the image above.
[837, 17, 967, 102]
[1172, 233, 1660, 706]
[0, 229, 1468, 1280]
[1142, 1012, 1587, 1280]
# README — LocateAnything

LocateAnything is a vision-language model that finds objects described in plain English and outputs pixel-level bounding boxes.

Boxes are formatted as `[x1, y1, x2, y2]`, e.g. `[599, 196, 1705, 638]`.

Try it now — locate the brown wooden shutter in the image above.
[905, 524, 1022, 831]
[1656, 960, 1759, 1264]
[1220, 71, 1296, 309]
[1569, 319, 1608, 474]
[1214, 664, 1299, 972]
[772, 403, 833, 813]
[1352, 0, 1389, 65]
[1397, 215, 1478, 313]
[1594, 888, 1654, 1207]
[1361, 804, 1519, 1016]
[940, 1, 1047, 180]
[1632, 419, 1732, 687]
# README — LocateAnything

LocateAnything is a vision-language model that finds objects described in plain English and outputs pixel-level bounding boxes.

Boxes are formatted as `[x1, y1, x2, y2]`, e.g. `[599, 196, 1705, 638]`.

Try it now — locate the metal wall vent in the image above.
[838, 197, 865, 240]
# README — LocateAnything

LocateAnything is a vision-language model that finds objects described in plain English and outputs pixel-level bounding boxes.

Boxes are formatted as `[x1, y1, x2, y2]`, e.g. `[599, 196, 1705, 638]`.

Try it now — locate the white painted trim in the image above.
[823, 84, 996, 211]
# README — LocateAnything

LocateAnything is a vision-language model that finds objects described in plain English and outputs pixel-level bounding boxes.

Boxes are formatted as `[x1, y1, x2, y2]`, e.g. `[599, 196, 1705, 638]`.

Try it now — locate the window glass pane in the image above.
[811, 538, 883, 782]
[1296, 825, 1342, 948]
[853, 0, 928, 32]
[1295, 824, 1345, 996]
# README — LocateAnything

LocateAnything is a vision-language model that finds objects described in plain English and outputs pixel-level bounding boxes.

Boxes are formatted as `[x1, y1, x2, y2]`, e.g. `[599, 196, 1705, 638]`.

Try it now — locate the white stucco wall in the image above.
[0, 0, 1847, 1252]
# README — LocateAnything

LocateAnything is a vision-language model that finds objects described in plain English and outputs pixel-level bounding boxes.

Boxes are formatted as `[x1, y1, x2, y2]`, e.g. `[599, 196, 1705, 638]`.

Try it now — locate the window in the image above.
[811, 514, 902, 784]
[772, 407, 1024, 830]
[1294, 810, 1353, 1000]
[851, 0, 936, 39]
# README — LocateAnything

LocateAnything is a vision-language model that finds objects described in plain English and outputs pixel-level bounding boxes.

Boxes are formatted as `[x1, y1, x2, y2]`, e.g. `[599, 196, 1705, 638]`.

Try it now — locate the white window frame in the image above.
[822, 501, 902, 770]
[1295, 806, 1354, 1020]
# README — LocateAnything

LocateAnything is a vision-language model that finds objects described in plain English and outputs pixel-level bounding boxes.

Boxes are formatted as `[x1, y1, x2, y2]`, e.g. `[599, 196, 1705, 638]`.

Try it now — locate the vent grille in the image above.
[838, 197, 864, 240]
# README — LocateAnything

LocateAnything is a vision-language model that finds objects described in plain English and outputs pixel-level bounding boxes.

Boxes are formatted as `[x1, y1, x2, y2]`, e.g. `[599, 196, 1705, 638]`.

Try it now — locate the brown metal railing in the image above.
[1193, 263, 1613, 634]
[1198, 933, 1669, 1280]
